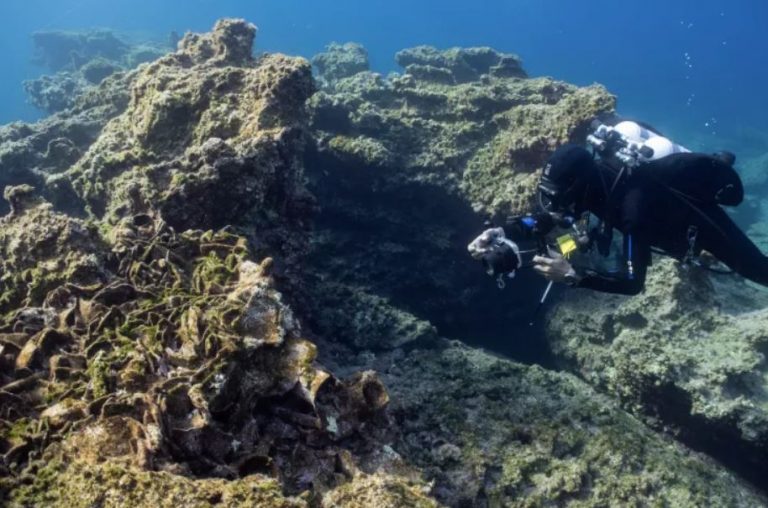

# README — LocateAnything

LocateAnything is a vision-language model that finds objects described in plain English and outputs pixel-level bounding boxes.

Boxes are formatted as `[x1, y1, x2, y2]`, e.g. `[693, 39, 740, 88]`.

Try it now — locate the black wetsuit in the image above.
[571, 155, 768, 295]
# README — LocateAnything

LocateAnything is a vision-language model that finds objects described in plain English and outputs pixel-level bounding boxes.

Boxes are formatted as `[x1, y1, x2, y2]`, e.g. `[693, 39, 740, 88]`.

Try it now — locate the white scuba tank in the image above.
[613, 121, 690, 160]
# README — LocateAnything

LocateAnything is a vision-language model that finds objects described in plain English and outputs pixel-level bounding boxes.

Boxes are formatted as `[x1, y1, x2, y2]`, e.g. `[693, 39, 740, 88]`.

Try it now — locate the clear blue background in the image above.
[1, 0, 766, 152]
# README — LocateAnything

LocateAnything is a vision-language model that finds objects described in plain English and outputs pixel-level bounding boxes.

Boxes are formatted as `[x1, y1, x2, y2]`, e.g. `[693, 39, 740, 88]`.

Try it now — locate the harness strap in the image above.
[683, 225, 699, 265]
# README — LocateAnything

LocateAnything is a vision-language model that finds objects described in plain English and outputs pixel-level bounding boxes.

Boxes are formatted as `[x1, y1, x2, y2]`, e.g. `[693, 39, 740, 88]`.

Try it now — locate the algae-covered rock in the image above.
[741, 152, 768, 251]
[0, 211, 401, 503]
[309, 63, 612, 203]
[0, 186, 106, 311]
[23, 73, 92, 113]
[302, 281, 438, 351]
[303, 42, 615, 353]
[546, 258, 768, 488]
[61, 18, 314, 237]
[31, 30, 129, 73]
[24, 29, 169, 115]
[8, 443, 307, 508]
[329, 340, 766, 507]
[1, 70, 134, 214]
[6, 439, 435, 508]
[81, 57, 123, 84]
[313, 42, 370, 88]
[320, 472, 438, 507]
[0, 23, 429, 505]
[177, 18, 258, 66]
[395, 46, 527, 84]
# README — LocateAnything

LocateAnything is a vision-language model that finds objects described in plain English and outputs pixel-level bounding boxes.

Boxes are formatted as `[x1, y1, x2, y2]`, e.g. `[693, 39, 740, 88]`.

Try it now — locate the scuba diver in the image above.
[469, 119, 768, 296]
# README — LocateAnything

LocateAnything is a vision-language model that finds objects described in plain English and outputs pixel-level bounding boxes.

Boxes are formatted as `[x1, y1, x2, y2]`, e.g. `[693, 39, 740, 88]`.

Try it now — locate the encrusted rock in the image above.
[395, 45, 527, 84]
[61, 18, 313, 235]
[177, 18, 257, 66]
[546, 258, 768, 488]
[2, 70, 135, 215]
[31, 30, 129, 73]
[0, 188, 106, 312]
[333, 340, 768, 507]
[313, 42, 370, 88]
[320, 472, 437, 507]
[23, 73, 91, 113]
[24, 29, 168, 115]
[81, 57, 122, 84]
[304, 42, 614, 354]
[0, 211, 400, 503]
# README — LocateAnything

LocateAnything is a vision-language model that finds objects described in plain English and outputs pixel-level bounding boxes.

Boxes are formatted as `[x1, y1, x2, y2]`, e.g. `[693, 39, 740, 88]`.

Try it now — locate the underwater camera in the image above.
[468, 211, 582, 324]
[468, 212, 572, 283]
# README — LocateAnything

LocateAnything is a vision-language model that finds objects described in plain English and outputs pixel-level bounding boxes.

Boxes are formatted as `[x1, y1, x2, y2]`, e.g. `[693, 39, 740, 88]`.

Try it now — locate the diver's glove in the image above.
[532, 247, 581, 286]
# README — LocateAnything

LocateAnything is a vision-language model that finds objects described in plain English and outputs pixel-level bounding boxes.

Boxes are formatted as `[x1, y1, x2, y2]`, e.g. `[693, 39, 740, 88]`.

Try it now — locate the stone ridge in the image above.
[310, 43, 614, 217]
[395, 45, 527, 84]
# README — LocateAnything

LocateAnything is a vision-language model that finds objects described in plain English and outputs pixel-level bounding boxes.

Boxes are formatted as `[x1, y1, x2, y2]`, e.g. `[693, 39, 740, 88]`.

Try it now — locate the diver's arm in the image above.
[574, 232, 650, 295]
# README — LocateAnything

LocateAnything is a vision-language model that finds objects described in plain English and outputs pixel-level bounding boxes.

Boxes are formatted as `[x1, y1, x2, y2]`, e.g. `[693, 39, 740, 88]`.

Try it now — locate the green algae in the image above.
[547, 258, 768, 485]
[8, 454, 306, 508]
[376, 342, 767, 507]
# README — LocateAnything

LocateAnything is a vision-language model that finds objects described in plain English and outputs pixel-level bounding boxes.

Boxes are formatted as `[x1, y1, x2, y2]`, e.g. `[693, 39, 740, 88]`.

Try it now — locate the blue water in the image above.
[1, 0, 766, 153]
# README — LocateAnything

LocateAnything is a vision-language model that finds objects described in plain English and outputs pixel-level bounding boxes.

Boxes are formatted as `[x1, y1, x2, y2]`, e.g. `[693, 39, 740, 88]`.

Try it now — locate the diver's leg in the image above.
[697, 206, 768, 286]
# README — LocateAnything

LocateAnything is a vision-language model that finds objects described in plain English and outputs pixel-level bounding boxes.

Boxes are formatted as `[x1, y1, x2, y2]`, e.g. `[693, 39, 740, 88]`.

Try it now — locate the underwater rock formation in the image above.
[25, 29, 169, 114]
[31, 29, 168, 73]
[0, 201, 403, 504]
[1, 17, 767, 507]
[56, 18, 314, 250]
[23, 73, 91, 114]
[31, 30, 130, 72]
[312, 42, 370, 89]
[310, 43, 611, 215]
[0, 184, 107, 311]
[546, 258, 768, 488]
[303, 42, 614, 352]
[321, 338, 767, 507]
[0, 20, 420, 506]
[740, 152, 768, 251]
[395, 45, 527, 84]
[0, 71, 133, 214]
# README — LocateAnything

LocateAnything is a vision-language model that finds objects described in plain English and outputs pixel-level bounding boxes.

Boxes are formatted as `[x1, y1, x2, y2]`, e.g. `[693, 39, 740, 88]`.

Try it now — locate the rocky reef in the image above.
[303, 42, 614, 356]
[0, 69, 134, 217]
[316, 337, 766, 507]
[1, 20, 414, 506]
[25, 29, 170, 114]
[0, 197, 406, 505]
[0, 18, 767, 507]
[546, 258, 768, 489]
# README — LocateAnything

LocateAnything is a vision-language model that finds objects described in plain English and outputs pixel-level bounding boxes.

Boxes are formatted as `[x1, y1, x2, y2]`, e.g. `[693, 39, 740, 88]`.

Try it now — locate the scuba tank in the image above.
[587, 119, 742, 206]
[588, 120, 691, 168]
[613, 121, 690, 160]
